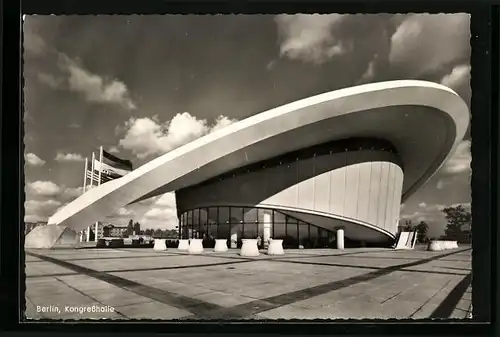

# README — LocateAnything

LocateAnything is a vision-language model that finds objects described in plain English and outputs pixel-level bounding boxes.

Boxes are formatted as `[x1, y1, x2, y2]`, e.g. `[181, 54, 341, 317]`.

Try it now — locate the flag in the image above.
[94, 149, 133, 179]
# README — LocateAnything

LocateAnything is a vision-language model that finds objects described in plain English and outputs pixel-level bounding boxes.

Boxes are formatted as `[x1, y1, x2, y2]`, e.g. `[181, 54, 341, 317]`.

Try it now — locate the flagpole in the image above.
[80, 157, 88, 243]
[98, 146, 103, 186]
[90, 152, 95, 187]
[82, 157, 88, 194]
[87, 152, 95, 242]
[95, 147, 104, 242]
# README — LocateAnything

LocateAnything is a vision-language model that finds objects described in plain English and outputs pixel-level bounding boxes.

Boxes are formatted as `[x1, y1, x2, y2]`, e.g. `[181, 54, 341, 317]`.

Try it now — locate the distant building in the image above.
[104, 224, 128, 237]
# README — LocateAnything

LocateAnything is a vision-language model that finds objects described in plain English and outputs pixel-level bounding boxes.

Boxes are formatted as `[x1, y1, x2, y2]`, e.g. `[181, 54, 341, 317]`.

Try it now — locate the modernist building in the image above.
[43, 80, 469, 249]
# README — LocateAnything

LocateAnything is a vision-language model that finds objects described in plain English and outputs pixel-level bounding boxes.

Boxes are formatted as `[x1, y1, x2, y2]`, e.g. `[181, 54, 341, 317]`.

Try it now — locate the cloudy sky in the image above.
[23, 14, 471, 236]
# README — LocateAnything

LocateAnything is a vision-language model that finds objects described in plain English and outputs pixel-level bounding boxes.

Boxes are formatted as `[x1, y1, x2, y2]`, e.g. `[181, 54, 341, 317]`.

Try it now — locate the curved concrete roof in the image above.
[48, 80, 469, 232]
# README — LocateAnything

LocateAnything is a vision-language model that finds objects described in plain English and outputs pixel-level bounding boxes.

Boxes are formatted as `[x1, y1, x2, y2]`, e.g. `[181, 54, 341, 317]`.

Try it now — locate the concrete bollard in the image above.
[267, 239, 284, 255]
[188, 238, 204, 254]
[239, 239, 260, 257]
[178, 239, 190, 251]
[213, 239, 228, 252]
[427, 240, 443, 251]
[153, 239, 167, 252]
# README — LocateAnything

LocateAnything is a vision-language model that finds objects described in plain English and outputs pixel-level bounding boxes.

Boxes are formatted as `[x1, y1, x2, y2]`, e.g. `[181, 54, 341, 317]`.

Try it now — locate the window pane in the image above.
[273, 223, 286, 239]
[200, 208, 208, 226]
[299, 222, 311, 248]
[208, 207, 218, 225]
[242, 222, 258, 239]
[284, 216, 298, 248]
[230, 207, 244, 223]
[273, 210, 286, 223]
[187, 210, 193, 225]
[244, 208, 258, 223]
[208, 223, 218, 238]
[219, 207, 230, 223]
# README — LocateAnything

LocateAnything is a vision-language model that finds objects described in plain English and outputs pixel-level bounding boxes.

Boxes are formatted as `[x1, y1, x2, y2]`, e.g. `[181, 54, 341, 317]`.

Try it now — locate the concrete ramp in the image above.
[25, 225, 77, 249]
[394, 231, 417, 250]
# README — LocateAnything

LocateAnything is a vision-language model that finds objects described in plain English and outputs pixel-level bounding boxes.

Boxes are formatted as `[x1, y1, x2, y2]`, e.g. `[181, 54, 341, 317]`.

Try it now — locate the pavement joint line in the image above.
[53, 277, 130, 319]
[262, 257, 470, 277]
[26, 254, 183, 263]
[25, 251, 225, 316]
[26, 259, 255, 279]
[429, 273, 472, 319]
[187, 248, 471, 319]
[409, 279, 453, 318]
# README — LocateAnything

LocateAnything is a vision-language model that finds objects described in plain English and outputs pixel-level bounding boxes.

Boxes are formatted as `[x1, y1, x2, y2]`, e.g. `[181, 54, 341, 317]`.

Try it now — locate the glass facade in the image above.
[179, 206, 336, 249]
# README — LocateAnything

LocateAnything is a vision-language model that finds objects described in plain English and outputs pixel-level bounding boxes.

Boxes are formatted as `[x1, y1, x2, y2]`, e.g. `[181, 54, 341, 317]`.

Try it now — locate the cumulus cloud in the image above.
[418, 202, 427, 208]
[56, 53, 136, 110]
[118, 113, 238, 159]
[37, 72, 63, 89]
[55, 152, 85, 162]
[26, 180, 83, 199]
[25, 153, 46, 166]
[441, 64, 470, 89]
[24, 180, 86, 222]
[24, 199, 62, 223]
[357, 55, 377, 84]
[108, 146, 120, 153]
[275, 14, 350, 64]
[107, 207, 136, 219]
[23, 19, 47, 56]
[442, 140, 471, 175]
[389, 14, 470, 76]
[26, 181, 61, 197]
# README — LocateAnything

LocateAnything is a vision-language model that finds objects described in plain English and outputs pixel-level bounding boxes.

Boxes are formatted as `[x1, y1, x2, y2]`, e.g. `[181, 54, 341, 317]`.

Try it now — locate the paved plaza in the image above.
[24, 246, 472, 321]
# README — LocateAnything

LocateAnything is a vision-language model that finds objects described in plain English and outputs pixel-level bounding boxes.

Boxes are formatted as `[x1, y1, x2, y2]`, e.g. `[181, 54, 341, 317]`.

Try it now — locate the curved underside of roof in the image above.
[47, 80, 470, 233]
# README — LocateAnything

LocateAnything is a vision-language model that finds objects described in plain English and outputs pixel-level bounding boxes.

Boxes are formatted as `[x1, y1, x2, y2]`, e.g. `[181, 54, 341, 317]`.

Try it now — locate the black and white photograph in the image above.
[23, 13, 472, 321]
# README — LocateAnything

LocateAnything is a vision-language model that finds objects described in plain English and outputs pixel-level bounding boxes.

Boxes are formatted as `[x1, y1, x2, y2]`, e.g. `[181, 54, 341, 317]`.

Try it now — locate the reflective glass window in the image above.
[243, 208, 258, 223]
[273, 210, 286, 223]
[230, 207, 244, 224]
[219, 207, 230, 223]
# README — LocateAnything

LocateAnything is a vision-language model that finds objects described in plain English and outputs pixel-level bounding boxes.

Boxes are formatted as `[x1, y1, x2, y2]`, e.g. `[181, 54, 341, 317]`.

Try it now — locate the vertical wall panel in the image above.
[368, 162, 382, 226]
[391, 166, 404, 233]
[297, 159, 314, 210]
[329, 166, 346, 216]
[343, 164, 359, 219]
[377, 162, 390, 229]
[385, 164, 395, 230]
[356, 162, 371, 223]
[314, 172, 330, 213]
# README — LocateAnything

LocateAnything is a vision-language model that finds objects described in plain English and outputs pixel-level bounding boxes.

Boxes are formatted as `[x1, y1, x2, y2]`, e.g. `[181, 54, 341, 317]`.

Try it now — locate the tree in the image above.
[402, 220, 414, 231]
[103, 226, 110, 238]
[144, 228, 153, 236]
[415, 221, 429, 243]
[127, 219, 134, 236]
[442, 205, 472, 242]
[153, 228, 163, 238]
[133, 222, 141, 235]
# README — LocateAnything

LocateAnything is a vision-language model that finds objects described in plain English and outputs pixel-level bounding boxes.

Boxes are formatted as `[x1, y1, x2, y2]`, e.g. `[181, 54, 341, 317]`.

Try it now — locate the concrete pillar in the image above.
[336, 229, 344, 250]
[86, 226, 90, 242]
[94, 222, 99, 242]
[263, 212, 272, 248]
[79, 231, 83, 243]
